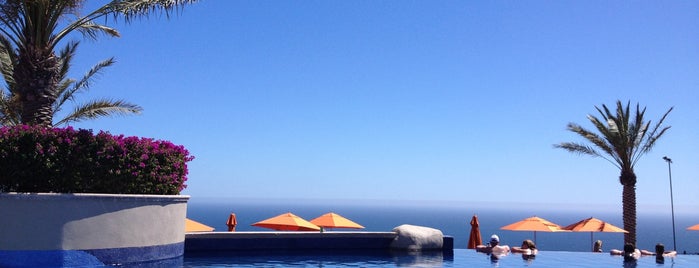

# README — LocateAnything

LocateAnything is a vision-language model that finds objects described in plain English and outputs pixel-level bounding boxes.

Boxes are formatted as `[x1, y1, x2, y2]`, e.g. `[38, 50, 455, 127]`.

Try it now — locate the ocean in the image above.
[185, 198, 699, 254]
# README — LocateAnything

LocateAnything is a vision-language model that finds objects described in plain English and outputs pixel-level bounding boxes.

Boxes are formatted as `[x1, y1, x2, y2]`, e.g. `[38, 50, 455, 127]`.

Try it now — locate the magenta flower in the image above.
[0, 125, 194, 194]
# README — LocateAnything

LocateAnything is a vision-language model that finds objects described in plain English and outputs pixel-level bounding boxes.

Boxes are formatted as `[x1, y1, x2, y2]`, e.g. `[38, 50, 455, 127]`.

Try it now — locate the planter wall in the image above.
[0, 193, 189, 267]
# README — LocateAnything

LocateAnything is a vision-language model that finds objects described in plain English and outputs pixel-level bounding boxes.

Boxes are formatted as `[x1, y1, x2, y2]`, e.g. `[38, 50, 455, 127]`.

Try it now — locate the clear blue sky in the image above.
[69, 1, 697, 214]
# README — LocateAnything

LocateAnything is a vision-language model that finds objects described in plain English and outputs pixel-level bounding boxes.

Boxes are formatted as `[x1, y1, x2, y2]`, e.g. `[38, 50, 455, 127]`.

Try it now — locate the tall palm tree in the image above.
[555, 100, 672, 245]
[0, 0, 196, 127]
[0, 39, 143, 126]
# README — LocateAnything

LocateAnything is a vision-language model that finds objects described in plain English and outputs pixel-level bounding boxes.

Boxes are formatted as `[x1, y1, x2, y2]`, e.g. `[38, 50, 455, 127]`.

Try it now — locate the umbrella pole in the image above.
[590, 232, 593, 252]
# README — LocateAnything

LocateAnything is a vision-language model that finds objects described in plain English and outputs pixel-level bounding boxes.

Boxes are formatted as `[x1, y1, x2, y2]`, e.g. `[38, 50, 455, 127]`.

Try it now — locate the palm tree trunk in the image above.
[14, 45, 59, 127]
[621, 170, 637, 245]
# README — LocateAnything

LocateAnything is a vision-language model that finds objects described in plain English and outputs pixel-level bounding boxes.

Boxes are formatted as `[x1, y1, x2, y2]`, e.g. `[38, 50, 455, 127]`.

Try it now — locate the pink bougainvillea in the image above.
[0, 125, 194, 195]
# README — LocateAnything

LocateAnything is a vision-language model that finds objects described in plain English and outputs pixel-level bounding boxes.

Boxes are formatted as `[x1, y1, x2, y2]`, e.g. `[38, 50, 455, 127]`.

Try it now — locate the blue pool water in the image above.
[178, 249, 699, 267]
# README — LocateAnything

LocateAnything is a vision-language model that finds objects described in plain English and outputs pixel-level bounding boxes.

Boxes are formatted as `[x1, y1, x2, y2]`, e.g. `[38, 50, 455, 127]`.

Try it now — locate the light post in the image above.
[662, 156, 676, 251]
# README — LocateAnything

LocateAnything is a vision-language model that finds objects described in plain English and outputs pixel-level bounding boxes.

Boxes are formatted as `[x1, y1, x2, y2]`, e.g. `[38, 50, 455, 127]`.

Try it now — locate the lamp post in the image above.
[662, 156, 676, 251]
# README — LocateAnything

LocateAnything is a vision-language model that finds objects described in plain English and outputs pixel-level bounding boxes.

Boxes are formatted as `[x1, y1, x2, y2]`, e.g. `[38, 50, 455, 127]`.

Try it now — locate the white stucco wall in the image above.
[0, 193, 189, 251]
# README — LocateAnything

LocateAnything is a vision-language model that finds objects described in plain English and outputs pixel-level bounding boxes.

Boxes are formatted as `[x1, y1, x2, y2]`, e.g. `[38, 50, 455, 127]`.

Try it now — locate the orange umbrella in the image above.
[467, 215, 482, 249]
[252, 212, 321, 231]
[501, 216, 568, 243]
[310, 212, 364, 229]
[226, 213, 238, 232]
[563, 217, 627, 251]
[185, 218, 214, 232]
[687, 224, 699, 231]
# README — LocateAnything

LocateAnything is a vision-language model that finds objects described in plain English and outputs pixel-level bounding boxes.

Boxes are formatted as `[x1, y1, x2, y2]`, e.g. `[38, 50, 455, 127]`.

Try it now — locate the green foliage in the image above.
[555, 100, 672, 172]
[0, 0, 196, 126]
[0, 125, 194, 194]
[0, 39, 143, 127]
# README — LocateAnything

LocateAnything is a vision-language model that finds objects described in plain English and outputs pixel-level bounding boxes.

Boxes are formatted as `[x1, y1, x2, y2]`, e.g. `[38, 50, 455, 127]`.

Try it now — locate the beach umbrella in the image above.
[467, 215, 482, 249]
[501, 216, 568, 243]
[226, 213, 238, 232]
[687, 224, 699, 231]
[563, 217, 627, 251]
[252, 212, 321, 231]
[185, 218, 214, 232]
[310, 212, 364, 230]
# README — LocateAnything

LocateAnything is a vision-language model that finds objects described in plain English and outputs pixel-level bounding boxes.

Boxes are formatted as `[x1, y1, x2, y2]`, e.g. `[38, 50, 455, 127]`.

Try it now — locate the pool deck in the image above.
[184, 231, 454, 253]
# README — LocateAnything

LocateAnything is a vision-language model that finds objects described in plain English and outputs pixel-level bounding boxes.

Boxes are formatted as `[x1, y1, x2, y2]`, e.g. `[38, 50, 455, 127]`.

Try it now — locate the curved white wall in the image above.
[0, 193, 189, 266]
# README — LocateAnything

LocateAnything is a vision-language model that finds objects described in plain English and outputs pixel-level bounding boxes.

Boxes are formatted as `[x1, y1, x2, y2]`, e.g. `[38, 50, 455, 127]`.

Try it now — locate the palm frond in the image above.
[54, 57, 115, 113]
[0, 35, 17, 92]
[641, 106, 673, 150]
[586, 114, 615, 144]
[0, 90, 11, 125]
[632, 106, 674, 166]
[72, 57, 116, 94]
[111, 0, 198, 22]
[54, 99, 143, 126]
[554, 142, 621, 169]
[620, 100, 631, 133]
[75, 21, 120, 40]
[0, 89, 20, 126]
[0, 1, 27, 48]
[565, 122, 616, 158]
[56, 41, 79, 82]
[556, 100, 672, 172]
[52, 78, 76, 114]
[554, 142, 600, 156]
[52, 0, 197, 48]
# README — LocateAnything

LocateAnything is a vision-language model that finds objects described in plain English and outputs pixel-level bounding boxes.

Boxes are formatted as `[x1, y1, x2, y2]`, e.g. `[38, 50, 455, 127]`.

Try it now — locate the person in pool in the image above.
[476, 234, 510, 254]
[610, 243, 642, 262]
[654, 243, 677, 257]
[654, 243, 677, 264]
[511, 239, 537, 255]
[622, 243, 641, 262]
[593, 240, 603, 253]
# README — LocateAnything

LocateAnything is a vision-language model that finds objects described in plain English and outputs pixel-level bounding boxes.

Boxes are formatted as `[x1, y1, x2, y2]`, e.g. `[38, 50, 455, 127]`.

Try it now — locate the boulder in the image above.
[390, 224, 443, 251]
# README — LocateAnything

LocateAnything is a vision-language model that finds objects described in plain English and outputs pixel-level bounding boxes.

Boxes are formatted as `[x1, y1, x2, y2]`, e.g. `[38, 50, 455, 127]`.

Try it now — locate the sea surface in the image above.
[185, 198, 699, 254]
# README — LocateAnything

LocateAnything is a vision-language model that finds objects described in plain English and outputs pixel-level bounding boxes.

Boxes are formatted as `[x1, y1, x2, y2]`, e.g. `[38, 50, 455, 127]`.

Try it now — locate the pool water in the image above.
[176, 249, 699, 267]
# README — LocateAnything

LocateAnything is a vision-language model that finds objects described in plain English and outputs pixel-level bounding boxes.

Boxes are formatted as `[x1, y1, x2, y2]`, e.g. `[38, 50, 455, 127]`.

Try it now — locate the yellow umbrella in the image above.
[310, 212, 364, 229]
[564, 217, 627, 251]
[252, 212, 321, 231]
[687, 224, 699, 231]
[185, 218, 214, 232]
[501, 216, 568, 243]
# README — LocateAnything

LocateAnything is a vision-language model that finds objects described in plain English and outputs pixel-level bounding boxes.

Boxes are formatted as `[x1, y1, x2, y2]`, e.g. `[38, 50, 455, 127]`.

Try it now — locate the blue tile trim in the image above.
[0, 250, 104, 267]
[86, 241, 184, 265]
[0, 242, 184, 267]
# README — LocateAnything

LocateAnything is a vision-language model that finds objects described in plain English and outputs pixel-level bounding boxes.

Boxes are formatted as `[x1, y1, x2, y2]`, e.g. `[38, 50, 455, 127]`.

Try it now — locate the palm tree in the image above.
[0, 0, 196, 127]
[555, 100, 672, 245]
[0, 39, 142, 126]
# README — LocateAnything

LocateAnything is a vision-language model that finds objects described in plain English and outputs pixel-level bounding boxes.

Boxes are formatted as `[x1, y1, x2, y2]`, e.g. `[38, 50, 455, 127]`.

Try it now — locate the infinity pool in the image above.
[174, 249, 699, 267]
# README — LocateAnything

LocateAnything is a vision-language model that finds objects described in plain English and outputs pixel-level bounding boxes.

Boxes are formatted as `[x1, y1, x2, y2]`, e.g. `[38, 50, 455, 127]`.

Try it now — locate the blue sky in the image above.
[69, 1, 697, 214]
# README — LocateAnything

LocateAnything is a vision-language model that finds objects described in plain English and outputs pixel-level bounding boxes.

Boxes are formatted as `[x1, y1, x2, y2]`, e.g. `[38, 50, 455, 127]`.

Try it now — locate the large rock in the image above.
[390, 224, 443, 251]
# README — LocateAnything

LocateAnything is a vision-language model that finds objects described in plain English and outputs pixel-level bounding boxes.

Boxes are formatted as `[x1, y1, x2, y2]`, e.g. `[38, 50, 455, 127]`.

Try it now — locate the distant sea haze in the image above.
[186, 198, 699, 254]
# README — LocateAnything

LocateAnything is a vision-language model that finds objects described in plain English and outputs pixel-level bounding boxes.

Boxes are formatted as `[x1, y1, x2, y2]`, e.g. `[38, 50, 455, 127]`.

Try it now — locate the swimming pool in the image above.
[173, 250, 699, 267]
